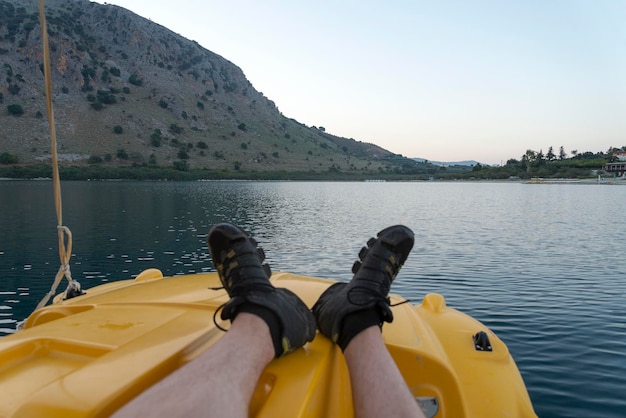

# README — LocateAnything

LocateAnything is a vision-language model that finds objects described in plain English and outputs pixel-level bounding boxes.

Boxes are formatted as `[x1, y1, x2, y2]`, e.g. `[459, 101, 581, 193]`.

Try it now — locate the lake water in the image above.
[1, 180, 624, 417]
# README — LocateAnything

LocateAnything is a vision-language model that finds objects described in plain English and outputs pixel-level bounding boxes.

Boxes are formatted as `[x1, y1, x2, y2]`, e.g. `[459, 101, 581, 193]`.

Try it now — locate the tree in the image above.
[97, 90, 117, 104]
[0, 152, 18, 164]
[536, 149, 545, 161]
[116, 148, 128, 159]
[559, 146, 567, 160]
[7, 104, 23, 116]
[128, 73, 143, 86]
[546, 146, 556, 161]
[522, 149, 537, 163]
[150, 136, 161, 147]
[169, 124, 183, 134]
[177, 149, 189, 160]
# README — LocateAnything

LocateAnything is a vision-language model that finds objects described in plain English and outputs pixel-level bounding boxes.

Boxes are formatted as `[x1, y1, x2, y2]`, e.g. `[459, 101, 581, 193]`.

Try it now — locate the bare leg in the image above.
[113, 313, 274, 418]
[312, 225, 421, 417]
[344, 326, 426, 418]
[115, 223, 315, 417]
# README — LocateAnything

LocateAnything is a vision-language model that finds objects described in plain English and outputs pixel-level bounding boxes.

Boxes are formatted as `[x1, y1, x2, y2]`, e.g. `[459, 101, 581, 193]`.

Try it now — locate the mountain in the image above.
[0, 0, 419, 175]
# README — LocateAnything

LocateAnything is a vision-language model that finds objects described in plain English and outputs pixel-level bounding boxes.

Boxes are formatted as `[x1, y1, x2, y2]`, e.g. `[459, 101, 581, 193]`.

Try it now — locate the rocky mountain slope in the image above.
[0, 0, 419, 174]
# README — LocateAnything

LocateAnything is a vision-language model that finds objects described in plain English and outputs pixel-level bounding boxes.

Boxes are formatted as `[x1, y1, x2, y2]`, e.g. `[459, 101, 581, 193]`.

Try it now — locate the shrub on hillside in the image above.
[7, 104, 23, 116]
[177, 149, 189, 160]
[97, 90, 117, 104]
[0, 152, 18, 164]
[129, 73, 143, 86]
[116, 148, 128, 159]
[150, 136, 161, 147]
[169, 124, 183, 134]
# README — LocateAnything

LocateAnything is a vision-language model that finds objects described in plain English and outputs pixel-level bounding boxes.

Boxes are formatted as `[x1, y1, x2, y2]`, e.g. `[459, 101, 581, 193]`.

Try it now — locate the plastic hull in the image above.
[0, 271, 536, 417]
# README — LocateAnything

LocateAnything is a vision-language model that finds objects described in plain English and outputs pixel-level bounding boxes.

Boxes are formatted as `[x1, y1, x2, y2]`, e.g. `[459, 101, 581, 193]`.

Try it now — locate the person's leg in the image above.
[113, 312, 274, 418]
[313, 225, 425, 418]
[344, 326, 425, 418]
[114, 223, 316, 417]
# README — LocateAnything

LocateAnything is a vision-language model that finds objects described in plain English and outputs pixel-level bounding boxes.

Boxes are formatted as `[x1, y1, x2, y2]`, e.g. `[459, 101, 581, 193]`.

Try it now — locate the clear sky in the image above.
[92, 0, 626, 165]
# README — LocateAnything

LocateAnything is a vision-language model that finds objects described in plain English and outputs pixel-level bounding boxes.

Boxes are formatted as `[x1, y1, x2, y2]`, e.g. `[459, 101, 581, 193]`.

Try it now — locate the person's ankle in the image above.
[342, 324, 384, 355]
[337, 309, 383, 351]
[237, 303, 283, 357]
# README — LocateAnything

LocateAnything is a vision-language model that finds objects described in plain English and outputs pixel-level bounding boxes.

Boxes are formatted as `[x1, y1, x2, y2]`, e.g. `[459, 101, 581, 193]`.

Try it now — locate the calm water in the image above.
[1, 180, 624, 417]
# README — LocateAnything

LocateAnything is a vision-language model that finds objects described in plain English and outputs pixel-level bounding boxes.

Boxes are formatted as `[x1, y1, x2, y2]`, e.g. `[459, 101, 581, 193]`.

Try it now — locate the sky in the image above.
[92, 0, 626, 165]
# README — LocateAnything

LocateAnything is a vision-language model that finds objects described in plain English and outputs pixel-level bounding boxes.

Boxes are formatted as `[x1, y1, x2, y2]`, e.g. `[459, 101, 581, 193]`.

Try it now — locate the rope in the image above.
[38, 0, 62, 225]
[18, 1, 76, 326]
[34, 226, 75, 310]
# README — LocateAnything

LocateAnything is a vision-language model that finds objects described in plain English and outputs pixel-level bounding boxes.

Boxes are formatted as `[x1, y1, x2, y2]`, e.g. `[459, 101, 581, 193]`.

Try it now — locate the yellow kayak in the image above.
[0, 270, 536, 417]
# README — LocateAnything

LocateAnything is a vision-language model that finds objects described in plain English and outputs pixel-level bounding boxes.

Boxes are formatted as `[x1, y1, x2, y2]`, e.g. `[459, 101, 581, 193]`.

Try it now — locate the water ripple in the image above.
[1, 181, 625, 417]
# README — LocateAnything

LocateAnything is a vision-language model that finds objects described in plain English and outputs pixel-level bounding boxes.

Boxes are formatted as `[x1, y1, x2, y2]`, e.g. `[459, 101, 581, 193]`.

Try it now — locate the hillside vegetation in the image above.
[456, 147, 621, 180]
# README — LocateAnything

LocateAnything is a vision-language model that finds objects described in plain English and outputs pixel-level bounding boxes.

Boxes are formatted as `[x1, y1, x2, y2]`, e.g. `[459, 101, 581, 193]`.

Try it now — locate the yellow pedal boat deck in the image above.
[0, 270, 536, 417]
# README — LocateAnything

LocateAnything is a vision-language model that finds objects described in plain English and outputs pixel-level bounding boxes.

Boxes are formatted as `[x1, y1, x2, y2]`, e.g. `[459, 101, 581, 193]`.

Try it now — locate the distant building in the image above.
[613, 150, 626, 161]
[604, 150, 626, 176]
[604, 162, 626, 176]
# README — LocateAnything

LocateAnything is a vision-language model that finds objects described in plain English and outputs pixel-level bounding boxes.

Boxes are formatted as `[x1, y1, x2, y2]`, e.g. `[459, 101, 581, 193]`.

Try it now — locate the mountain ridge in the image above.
[0, 0, 422, 175]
